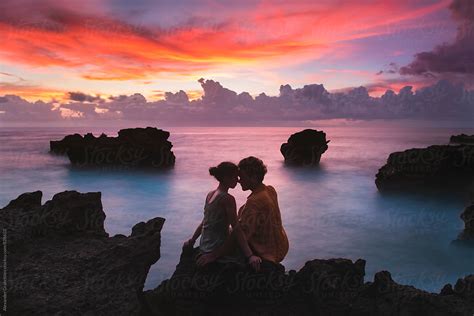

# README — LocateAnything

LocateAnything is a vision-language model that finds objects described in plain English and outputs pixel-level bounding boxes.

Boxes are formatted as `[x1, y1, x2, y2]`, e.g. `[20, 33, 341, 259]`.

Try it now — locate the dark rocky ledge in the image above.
[4, 191, 474, 315]
[50, 127, 175, 168]
[280, 129, 330, 166]
[375, 143, 474, 193]
[141, 247, 474, 316]
[2, 190, 165, 315]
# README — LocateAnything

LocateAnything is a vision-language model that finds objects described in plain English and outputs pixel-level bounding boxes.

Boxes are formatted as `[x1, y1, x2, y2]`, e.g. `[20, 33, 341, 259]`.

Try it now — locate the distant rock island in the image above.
[3, 190, 474, 315]
[375, 136, 474, 193]
[281, 129, 330, 166]
[451, 134, 474, 145]
[2, 190, 164, 315]
[50, 127, 175, 168]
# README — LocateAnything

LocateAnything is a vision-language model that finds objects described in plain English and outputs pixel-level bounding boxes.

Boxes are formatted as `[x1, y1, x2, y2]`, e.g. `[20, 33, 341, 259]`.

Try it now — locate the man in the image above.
[197, 156, 289, 271]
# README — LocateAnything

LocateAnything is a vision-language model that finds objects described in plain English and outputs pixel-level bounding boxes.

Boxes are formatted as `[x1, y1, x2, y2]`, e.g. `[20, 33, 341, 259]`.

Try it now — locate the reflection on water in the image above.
[0, 125, 473, 292]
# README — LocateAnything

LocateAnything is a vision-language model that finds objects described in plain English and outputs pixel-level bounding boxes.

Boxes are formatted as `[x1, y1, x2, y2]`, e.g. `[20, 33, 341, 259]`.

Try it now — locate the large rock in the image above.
[141, 247, 474, 315]
[50, 127, 175, 168]
[2, 190, 165, 315]
[375, 144, 474, 193]
[451, 134, 474, 145]
[280, 129, 330, 166]
[458, 204, 474, 242]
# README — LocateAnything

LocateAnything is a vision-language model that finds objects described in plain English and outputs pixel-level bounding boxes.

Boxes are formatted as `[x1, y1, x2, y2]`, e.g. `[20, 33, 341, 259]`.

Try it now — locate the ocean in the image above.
[1, 124, 473, 292]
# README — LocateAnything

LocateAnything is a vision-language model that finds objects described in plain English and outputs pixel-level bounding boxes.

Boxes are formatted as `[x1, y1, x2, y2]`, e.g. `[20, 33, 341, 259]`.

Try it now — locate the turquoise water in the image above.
[1, 125, 473, 292]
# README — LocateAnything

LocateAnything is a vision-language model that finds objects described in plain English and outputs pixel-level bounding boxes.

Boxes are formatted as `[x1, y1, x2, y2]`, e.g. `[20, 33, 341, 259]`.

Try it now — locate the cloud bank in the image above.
[1, 79, 472, 124]
[400, 0, 474, 86]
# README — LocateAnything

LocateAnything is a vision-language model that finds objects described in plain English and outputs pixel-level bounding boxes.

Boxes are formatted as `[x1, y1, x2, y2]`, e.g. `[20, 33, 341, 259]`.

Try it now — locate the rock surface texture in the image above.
[280, 129, 329, 166]
[2, 190, 165, 315]
[50, 127, 175, 168]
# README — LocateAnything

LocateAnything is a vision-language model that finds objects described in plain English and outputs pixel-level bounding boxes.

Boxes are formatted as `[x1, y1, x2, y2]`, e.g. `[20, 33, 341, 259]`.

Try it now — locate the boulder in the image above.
[50, 127, 175, 168]
[1, 190, 165, 315]
[458, 204, 474, 241]
[280, 129, 329, 166]
[450, 134, 474, 145]
[375, 144, 474, 192]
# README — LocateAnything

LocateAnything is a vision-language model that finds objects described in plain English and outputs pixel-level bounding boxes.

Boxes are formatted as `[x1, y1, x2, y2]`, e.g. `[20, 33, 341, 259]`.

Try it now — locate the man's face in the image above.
[238, 169, 252, 191]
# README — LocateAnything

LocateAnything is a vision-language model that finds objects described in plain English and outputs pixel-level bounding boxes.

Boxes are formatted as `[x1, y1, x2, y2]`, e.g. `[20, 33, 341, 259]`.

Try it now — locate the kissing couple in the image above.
[183, 156, 289, 272]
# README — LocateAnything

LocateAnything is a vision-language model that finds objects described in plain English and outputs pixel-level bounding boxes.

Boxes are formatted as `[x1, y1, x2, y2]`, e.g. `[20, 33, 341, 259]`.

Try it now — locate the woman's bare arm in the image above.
[183, 220, 202, 248]
[197, 195, 261, 270]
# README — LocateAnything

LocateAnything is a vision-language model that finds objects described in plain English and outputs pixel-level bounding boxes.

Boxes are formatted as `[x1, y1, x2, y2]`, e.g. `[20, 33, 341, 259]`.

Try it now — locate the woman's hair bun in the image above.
[209, 166, 218, 177]
[209, 162, 238, 182]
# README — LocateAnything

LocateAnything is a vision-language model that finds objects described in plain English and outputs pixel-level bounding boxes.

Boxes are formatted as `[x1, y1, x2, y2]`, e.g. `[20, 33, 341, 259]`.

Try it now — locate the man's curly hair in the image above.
[238, 156, 267, 183]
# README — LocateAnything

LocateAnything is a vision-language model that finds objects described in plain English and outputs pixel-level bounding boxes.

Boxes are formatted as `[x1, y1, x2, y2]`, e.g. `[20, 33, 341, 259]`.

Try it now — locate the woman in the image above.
[183, 162, 259, 268]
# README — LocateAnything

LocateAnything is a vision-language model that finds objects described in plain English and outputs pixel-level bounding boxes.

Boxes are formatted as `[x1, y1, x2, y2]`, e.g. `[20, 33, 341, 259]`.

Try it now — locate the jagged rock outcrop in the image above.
[375, 144, 474, 192]
[280, 129, 330, 166]
[141, 247, 474, 316]
[451, 134, 474, 145]
[458, 204, 474, 242]
[2, 190, 165, 315]
[50, 127, 175, 168]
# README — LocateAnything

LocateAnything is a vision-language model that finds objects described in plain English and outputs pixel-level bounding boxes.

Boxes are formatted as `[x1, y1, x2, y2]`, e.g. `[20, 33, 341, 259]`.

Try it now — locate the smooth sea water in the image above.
[1, 125, 473, 292]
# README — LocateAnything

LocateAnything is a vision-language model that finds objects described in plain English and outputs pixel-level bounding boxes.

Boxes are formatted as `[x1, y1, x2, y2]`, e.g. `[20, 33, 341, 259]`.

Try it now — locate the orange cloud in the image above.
[0, 0, 450, 83]
[0, 82, 67, 102]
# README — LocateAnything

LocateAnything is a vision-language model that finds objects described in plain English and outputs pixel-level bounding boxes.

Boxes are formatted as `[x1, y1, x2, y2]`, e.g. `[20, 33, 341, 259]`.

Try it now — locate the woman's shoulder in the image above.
[205, 190, 215, 202]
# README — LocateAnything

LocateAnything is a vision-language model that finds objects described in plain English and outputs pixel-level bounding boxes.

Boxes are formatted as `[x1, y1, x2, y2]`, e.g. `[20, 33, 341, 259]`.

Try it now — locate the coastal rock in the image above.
[375, 144, 474, 192]
[141, 247, 474, 315]
[458, 204, 474, 241]
[280, 129, 330, 165]
[2, 190, 165, 315]
[50, 127, 175, 168]
[450, 134, 474, 145]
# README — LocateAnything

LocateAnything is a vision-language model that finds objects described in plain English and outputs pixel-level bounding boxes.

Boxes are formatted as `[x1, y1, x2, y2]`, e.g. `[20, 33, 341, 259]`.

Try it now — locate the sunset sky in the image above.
[0, 0, 464, 100]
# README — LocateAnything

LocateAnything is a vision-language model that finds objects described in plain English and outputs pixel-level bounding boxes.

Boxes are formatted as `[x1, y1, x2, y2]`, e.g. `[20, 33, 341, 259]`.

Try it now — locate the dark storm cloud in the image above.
[400, 0, 474, 81]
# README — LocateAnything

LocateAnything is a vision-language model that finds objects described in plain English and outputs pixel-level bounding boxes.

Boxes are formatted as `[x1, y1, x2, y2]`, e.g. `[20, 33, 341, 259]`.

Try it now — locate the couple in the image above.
[183, 156, 289, 272]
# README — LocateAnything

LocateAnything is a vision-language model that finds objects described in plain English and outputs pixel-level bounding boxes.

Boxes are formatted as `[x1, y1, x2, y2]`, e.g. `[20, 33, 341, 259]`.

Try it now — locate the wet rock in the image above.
[280, 129, 330, 166]
[50, 127, 175, 168]
[1, 190, 165, 315]
[375, 144, 474, 193]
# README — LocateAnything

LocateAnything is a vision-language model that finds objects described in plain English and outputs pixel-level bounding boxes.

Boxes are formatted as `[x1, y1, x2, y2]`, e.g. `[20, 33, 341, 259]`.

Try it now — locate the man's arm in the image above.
[221, 195, 253, 258]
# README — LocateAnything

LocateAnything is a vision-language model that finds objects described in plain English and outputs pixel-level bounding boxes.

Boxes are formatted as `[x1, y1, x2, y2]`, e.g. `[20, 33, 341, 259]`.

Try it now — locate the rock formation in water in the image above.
[375, 143, 474, 192]
[50, 127, 175, 168]
[451, 134, 474, 145]
[280, 129, 330, 166]
[458, 204, 474, 242]
[141, 247, 474, 316]
[1, 190, 165, 315]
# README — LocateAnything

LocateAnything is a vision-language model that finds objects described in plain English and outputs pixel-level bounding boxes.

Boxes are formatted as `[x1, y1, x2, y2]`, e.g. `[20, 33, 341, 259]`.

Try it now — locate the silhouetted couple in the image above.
[183, 156, 289, 272]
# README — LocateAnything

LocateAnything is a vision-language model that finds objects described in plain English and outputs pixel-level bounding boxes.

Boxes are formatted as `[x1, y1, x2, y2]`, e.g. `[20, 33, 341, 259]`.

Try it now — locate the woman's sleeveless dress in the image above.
[198, 191, 246, 265]
[199, 191, 229, 253]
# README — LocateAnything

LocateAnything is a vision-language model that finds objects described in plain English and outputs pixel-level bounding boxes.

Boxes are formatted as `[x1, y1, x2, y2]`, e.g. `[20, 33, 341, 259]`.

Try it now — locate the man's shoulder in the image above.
[265, 184, 276, 192]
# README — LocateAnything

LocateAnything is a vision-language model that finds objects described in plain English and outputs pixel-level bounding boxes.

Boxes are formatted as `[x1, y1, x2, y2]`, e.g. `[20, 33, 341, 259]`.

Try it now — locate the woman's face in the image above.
[222, 170, 239, 189]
